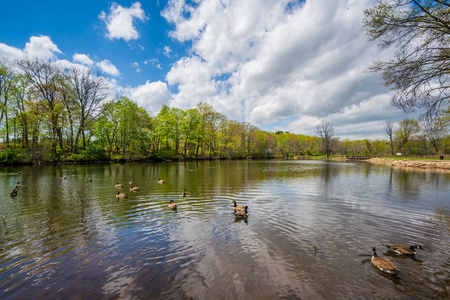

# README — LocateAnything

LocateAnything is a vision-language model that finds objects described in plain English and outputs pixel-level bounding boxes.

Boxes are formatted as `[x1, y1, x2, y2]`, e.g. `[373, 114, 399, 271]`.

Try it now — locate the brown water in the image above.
[0, 160, 449, 299]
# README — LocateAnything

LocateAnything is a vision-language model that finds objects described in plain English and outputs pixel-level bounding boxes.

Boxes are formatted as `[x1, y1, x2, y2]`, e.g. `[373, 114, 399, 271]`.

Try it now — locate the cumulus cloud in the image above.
[129, 80, 172, 114]
[73, 53, 94, 66]
[0, 43, 23, 60]
[97, 59, 120, 77]
[99, 2, 148, 42]
[24, 35, 61, 59]
[161, 0, 403, 139]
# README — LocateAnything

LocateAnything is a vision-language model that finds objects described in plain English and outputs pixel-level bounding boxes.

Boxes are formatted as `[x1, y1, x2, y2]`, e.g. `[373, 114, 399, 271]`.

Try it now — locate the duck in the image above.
[234, 206, 249, 218]
[14, 182, 21, 188]
[383, 244, 424, 256]
[232, 200, 246, 211]
[128, 180, 134, 185]
[168, 200, 177, 209]
[115, 183, 123, 188]
[10, 189, 18, 196]
[182, 189, 187, 197]
[130, 186, 140, 192]
[87, 178, 93, 182]
[116, 191, 127, 198]
[158, 178, 164, 184]
[371, 247, 399, 275]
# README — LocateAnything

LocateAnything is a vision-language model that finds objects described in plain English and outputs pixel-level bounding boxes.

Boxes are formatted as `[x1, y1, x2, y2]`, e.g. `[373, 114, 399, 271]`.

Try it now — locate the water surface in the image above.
[0, 160, 449, 299]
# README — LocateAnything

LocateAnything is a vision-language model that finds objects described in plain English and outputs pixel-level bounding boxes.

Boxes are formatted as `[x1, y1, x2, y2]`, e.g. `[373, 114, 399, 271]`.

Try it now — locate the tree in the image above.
[316, 121, 335, 158]
[382, 119, 395, 156]
[394, 119, 421, 154]
[364, 0, 450, 120]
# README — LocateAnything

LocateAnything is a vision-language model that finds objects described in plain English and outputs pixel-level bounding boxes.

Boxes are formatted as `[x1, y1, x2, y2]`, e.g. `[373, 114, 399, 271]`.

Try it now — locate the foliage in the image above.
[0, 148, 21, 164]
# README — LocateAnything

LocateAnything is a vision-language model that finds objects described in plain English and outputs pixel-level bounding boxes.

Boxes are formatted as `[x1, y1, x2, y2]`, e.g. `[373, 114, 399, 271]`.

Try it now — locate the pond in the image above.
[0, 160, 449, 299]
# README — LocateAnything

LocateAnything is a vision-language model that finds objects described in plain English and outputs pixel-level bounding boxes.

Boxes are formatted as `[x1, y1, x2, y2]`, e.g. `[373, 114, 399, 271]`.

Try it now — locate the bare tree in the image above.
[364, 0, 450, 120]
[382, 119, 394, 156]
[423, 119, 448, 154]
[316, 121, 334, 158]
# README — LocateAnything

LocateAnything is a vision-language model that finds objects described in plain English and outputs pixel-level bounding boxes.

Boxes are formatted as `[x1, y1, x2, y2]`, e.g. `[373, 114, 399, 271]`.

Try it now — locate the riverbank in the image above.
[367, 157, 450, 171]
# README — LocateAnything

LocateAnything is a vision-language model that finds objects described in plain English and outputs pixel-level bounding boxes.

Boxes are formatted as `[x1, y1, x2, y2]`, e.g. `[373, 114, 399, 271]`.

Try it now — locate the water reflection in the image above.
[0, 161, 449, 299]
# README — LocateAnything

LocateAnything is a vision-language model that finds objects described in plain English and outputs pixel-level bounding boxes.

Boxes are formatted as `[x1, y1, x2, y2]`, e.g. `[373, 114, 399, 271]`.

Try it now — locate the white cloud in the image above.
[97, 59, 120, 77]
[163, 46, 172, 57]
[24, 35, 61, 59]
[161, 0, 404, 139]
[73, 53, 94, 66]
[99, 2, 148, 42]
[0, 43, 23, 60]
[129, 80, 172, 114]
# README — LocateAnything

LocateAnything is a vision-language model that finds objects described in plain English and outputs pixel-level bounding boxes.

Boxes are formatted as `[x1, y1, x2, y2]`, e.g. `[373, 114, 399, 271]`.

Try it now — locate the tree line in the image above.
[0, 57, 449, 165]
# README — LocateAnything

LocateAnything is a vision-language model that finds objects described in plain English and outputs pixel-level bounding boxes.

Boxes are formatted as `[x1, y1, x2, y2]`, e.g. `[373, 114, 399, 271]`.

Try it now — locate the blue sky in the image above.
[0, 0, 420, 140]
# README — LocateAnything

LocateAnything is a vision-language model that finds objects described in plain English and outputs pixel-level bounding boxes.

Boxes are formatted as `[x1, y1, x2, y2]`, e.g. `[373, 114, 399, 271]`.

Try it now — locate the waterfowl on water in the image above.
[130, 186, 140, 192]
[182, 189, 187, 197]
[383, 244, 424, 256]
[18, 171, 24, 175]
[158, 178, 164, 184]
[72, 173, 76, 176]
[129, 180, 134, 185]
[371, 247, 399, 275]
[10, 189, 18, 196]
[14, 182, 21, 188]
[115, 183, 123, 188]
[87, 178, 93, 182]
[61, 176, 66, 180]
[232, 200, 246, 211]
[234, 206, 248, 218]
[116, 191, 127, 198]
[168, 200, 177, 209]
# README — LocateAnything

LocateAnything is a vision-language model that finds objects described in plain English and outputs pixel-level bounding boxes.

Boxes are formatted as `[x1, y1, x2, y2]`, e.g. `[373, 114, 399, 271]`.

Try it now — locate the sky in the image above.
[0, 0, 422, 140]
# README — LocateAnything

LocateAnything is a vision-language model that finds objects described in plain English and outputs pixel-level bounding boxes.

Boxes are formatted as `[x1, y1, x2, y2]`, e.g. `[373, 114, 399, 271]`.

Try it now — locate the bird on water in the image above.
[371, 247, 399, 275]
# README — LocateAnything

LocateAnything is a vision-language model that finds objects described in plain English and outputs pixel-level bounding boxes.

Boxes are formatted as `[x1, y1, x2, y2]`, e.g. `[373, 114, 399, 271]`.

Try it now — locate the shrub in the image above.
[0, 148, 22, 164]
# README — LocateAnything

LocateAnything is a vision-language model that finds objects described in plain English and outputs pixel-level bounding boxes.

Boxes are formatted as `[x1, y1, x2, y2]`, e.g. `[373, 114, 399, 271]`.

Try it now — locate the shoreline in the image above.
[366, 157, 450, 172]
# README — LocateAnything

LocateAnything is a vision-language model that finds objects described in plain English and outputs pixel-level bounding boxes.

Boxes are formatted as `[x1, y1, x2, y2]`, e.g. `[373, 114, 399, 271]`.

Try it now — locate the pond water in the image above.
[0, 160, 449, 299]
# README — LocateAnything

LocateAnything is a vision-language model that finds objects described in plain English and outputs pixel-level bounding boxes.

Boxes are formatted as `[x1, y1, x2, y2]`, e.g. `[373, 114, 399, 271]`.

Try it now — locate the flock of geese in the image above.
[10, 171, 423, 276]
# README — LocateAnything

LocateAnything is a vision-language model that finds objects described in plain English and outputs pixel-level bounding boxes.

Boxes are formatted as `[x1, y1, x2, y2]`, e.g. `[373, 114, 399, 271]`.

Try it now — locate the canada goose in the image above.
[87, 178, 93, 182]
[129, 180, 134, 185]
[232, 200, 246, 211]
[115, 183, 123, 188]
[14, 182, 21, 188]
[371, 247, 399, 275]
[384, 244, 424, 256]
[182, 189, 187, 197]
[61, 176, 66, 180]
[130, 186, 140, 192]
[168, 200, 177, 209]
[116, 191, 127, 198]
[235, 206, 248, 218]
[10, 189, 18, 196]
[158, 178, 164, 184]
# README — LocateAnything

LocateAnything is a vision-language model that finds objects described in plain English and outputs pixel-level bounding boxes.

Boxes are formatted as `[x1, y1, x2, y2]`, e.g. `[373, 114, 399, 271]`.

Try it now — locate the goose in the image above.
[10, 189, 18, 196]
[371, 247, 399, 275]
[130, 186, 140, 192]
[14, 182, 21, 188]
[383, 244, 424, 256]
[158, 178, 164, 184]
[168, 200, 177, 209]
[87, 178, 93, 182]
[232, 200, 246, 211]
[115, 183, 123, 188]
[182, 189, 187, 197]
[116, 191, 127, 198]
[235, 206, 248, 218]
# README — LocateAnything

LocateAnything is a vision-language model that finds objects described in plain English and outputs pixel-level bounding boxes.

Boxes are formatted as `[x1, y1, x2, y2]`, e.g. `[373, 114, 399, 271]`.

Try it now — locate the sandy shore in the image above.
[367, 157, 450, 171]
